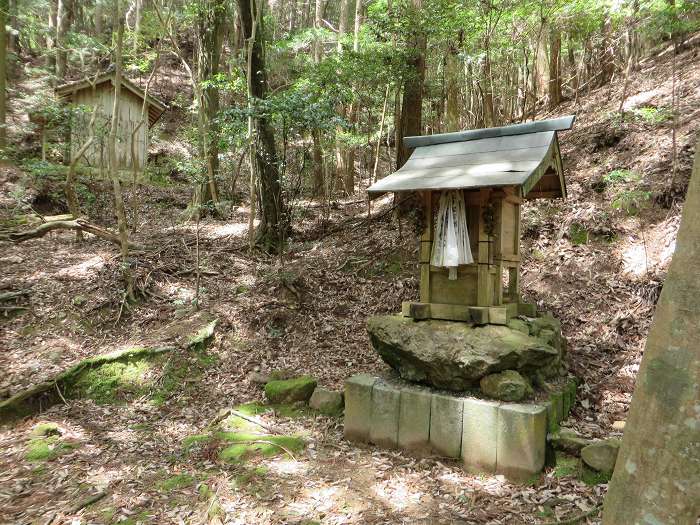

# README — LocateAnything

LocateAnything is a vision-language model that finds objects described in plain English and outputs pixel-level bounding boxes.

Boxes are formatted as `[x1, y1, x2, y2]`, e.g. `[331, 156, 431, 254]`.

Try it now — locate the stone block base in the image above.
[344, 374, 576, 481]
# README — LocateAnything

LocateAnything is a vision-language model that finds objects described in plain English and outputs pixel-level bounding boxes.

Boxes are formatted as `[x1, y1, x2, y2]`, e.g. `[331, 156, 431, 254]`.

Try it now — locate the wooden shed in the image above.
[56, 72, 167, 171]
[367, 115, 575, 325]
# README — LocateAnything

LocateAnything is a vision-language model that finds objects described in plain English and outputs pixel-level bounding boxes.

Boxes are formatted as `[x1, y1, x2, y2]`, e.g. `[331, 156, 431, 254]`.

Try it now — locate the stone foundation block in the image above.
[398, 386, 432, 453]
[344, 374, 377, 442]
[369, 381, 400, 448]
[430, 393, 463, 458]
[462, 398, 500, 472]
[496, 403, 547, 481]
[550, 390, 565, 423]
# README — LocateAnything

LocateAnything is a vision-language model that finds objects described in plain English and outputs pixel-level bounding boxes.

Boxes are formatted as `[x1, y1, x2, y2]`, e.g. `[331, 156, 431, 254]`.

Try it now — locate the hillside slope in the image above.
[0, 40, 698, 524]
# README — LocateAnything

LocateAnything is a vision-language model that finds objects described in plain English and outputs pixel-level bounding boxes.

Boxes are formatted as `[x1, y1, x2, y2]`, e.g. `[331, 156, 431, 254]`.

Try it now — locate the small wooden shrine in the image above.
[55, 72, 167, 171]
[367, 116, 575, 325]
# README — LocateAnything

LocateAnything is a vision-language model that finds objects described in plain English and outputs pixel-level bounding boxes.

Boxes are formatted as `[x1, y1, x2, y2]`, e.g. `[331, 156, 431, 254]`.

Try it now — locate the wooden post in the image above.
[476, 189, 492, 306]
[419, 191, 432, 303]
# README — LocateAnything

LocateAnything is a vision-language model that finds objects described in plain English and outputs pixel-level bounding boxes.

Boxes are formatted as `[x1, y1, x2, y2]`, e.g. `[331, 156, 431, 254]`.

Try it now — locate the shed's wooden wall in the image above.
[70, 83, 148, 171]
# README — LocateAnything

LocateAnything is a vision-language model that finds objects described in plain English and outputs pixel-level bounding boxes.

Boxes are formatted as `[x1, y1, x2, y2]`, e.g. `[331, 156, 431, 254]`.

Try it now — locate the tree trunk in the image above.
[0, 0, 7, 149]
[237, 0, 284, 252]
[311, 0, 325, 198]
[335, 0, 350, 194]
[481, 36, 496, 127]
[548, 25, 562, 109]
[56, 0, 72, 80]
[535, 16, 548, 100]
[47, 0, 57, 74]
[108, 3, 135, 300]
[196, 0, 225, 211]
[396, 0, 425, 169]
[445, 42, 460, 132]
[602, 137, 700, 525]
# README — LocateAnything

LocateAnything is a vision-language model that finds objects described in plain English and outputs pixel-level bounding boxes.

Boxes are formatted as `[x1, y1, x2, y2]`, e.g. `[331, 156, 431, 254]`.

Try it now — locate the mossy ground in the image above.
[25, 435, 77, 462]
[65, 347, 215, 406]
[159, 473, 196, 492]
[183, 403, 306, 463]
[551, 452, 611, 485]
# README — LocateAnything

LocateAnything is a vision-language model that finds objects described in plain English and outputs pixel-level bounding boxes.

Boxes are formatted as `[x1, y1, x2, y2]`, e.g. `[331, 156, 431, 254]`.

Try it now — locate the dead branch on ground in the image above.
[9, 219, 146, 251]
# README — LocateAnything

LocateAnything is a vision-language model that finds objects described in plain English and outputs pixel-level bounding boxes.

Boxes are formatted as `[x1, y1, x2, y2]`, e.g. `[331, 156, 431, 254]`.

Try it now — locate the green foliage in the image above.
[631, 106, 673, 125]
[568, 223, 589, 245]
[612, 189, 652, 216]
[604, 169, 641, 185]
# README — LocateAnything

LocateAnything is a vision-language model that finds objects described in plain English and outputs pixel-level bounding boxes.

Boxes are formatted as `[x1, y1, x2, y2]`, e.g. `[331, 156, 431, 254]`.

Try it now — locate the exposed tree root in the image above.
[9, 219, 146, 251]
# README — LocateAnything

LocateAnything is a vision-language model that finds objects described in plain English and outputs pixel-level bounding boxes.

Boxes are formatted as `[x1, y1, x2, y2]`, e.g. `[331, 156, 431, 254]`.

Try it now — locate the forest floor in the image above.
[0, 42, 699, 524]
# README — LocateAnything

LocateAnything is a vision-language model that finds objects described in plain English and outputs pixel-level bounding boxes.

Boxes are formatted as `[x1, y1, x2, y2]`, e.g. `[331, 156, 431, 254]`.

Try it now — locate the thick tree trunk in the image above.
[602, 137, 700, 525]
[396, 0, 425, 169]
[47, 0, 57, 74]
[311, 0, 325, 198]
[335, 0, 350, 194]
[238, 0, 284, 252]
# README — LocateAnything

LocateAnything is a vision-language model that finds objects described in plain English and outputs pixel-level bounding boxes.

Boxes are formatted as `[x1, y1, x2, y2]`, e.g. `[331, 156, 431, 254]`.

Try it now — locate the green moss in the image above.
[217, 432, 305, 463]
[182, 434, 211, 451]
[580, 465, 612, 486]
[264, 376, 317, 404]
[160, 473, 195, 492]
[553, 453, 580, 478]
[31, 422, 61, 437]
[568, 223, 589, 245]
[25, 436, 76, 462]
[72, 359, 153, 403]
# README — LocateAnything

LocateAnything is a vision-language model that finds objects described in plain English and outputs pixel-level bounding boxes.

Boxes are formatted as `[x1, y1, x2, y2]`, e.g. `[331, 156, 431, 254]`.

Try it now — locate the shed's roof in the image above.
[55, 72, 168, 127]
[368, 115, 575, 199]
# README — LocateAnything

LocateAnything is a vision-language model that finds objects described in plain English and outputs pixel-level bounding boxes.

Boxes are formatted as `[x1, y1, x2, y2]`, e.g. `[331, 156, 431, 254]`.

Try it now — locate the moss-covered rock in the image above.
[159, 473, 195, 492]
[367, 315, 561, 391]
[549, 428, 592, 454]
[31, 422, 61, 437]
[25, 436, 76, 462]
[264, 376, 317, 404]
[581, 438, 620, 473]
[479, 370, 533, 401]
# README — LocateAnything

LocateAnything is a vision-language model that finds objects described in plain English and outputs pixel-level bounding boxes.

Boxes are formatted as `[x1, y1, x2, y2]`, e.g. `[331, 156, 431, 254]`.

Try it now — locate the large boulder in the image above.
[367, 315, 561, 391]
[480, 370, 533, 401]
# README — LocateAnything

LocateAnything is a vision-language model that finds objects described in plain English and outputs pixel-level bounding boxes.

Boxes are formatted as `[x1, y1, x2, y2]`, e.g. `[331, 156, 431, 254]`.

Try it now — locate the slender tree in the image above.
[237, 0, 285, 251]
[0, 0, 7, 149]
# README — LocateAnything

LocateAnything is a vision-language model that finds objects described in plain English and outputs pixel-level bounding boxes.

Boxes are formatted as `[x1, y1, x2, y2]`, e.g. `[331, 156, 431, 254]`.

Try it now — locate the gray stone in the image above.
[367, 315, 561, 391]
[549, 428, 591, 454]
[344, 374, 377, 442]
[480, 370, 533, 401]
[430, 393, 463, 458]
[550, 391, 565, 424]
[543, 400, 559, 433]
[369, 381, 400, 448]
[462, 397, 499, 472]
[398, 386, 432, 454]
[529, 316, 561, 337]
[309, 387, 344, 416]
[581, 439, 620, 473]
[517, 303, 537, 317]
[496, 403, 547, 481]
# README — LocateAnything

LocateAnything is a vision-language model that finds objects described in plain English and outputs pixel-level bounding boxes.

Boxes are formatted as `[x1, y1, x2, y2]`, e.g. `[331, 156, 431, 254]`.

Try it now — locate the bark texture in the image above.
[602, 137, 700, 524]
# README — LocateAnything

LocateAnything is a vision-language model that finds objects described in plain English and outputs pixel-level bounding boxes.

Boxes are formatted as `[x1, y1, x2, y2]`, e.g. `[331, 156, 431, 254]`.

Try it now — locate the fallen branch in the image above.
[69, 490, 108, 514]
[9, 219, 145, 251]
[0, 289, 31, 302]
